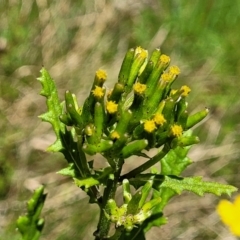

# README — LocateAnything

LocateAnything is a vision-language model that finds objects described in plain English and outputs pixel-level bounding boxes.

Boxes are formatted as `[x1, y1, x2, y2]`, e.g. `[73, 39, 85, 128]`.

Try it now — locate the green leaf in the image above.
[37, 68, 65, 152]
[57, 163, 77, 178]
[17, 186, 46, 240]
[74, 167, 113, 189]
[161, 175, 238, 197]
[161, 136, 193, 176]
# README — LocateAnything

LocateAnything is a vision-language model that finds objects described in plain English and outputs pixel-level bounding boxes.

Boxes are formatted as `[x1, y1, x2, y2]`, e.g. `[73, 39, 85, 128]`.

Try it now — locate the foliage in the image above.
[17, 186, 46, 240]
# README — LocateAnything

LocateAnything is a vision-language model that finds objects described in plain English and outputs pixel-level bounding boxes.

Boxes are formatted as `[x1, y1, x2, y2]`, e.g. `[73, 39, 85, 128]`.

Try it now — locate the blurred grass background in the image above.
[0, 0, 240, 239]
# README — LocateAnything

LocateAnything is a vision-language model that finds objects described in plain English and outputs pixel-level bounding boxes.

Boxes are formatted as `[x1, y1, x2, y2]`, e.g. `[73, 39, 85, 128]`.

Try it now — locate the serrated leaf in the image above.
[161, 145, 192, 175]
[37, 68, 65, 152]
[17, 186, 46, 240]
[57, 163, 77, 178]
[161, 176, 238, 197]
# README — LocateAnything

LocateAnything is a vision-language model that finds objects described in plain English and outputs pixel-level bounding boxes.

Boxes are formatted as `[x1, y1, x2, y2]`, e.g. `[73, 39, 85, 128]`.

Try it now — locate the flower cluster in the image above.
[58, 47, 209, 162]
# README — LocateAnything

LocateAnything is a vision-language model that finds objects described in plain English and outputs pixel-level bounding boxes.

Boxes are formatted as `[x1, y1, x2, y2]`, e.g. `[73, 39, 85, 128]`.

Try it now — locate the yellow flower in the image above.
[92, 86, 104, 98]
[217, 195, 240, 236]
[106, 101, 118, 114]
[180, 85, 191, 97]
[95, 69, 107, 84]
[153, 113, 166, 126]
[110, 131, 120, 140]
[170, 124, 183, 137]
[160, 54, 170, 64]
[144, 120, 156, 133]
[161, 73, 172, 82]
[133, 82, 147, 95]
[169, 66, 180, 75]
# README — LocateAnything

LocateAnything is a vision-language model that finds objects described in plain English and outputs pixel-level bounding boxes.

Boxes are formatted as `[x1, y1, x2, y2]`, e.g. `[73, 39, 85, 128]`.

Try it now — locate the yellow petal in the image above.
[217, 200, 236, 225]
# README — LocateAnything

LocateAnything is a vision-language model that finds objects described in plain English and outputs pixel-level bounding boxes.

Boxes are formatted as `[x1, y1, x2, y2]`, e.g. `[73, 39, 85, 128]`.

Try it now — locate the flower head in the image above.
[217, 195, 240, 236]
[161, 72, 172, 82]
[92, 86, 104, 98]
[95, 69, 107, 84]
[133, 82, 147, 95]
[170, 124, 183, 137]
[153, 113, 166, 126]
[169, 66, 180, 75]
[180, 85, 191, 97]
[106, 101, 118, 114]
[144, 120, 156, 133]
[160, 54, 170, 64]
[111, 131, 120, 140]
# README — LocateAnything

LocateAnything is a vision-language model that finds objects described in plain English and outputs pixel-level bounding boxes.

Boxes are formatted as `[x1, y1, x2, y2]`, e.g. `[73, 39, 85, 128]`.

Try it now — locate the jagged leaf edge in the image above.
[37, 67, 65, 152]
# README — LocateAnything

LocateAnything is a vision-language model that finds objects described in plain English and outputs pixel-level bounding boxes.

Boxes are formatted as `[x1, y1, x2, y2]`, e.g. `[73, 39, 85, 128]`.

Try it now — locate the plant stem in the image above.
[94, 158, 124, 239]
[120, 146, 169, 181]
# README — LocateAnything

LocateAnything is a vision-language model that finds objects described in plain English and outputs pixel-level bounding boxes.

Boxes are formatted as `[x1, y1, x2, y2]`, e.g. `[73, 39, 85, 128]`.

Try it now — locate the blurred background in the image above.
[0, 0, 240, 239]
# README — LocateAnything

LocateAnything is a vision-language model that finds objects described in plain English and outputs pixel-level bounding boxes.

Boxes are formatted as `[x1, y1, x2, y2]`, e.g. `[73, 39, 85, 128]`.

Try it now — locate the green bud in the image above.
[65, 90, 83, 127]
[94, 102, 105, 142]
[127, 191, 142, 215]
[126, 48, 148, 92]
[162, 98, 176, 124]
[145, 54, 170, 98]
[83, 140, 113, 155]
[107, 83, 124, 103]
[114, 109, 133, 136]
[106, 199, 118, 216]
[149, 48, 161, 67]
[186, 108, 209, 129]
[177, 110, 188, 130]
[175, 97, 188, 121]
[118, 48, 135, 84]
[138, 48, 161, 85]
[143, 81, 166, 117]
[59, 113, 73, 126]
[138, 180, 153, 209]
[138, 60, 154, 84]
[27, 186, 45, 214]
[85, 124, 99, 145]
[121, 139, 148, 159]
[171, 135, 200, 148]
[122, 179, 132, 204]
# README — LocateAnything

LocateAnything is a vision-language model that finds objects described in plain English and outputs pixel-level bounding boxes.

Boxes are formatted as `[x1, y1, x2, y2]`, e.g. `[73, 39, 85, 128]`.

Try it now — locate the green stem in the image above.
[94, 158, 124, 240]
[120, 146, 169, 181]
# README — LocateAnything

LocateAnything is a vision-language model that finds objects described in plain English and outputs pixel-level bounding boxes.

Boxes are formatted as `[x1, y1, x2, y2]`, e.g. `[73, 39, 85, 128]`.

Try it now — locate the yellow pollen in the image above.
[133, 82, 147, 94]
[180, 85, 191, 97]
[160, 54, 170, 64]
[144, 120, 156, 133]
[161, 73, 172, 82]
[111, 131, 120, 140]
[153, 113, 166, 126]
[170, 124, 183, 137]
[96, 69, 107, 82]
[169, 66, 180, 75]
[92, 86, 104, 98]
[106, 101, 118, 114]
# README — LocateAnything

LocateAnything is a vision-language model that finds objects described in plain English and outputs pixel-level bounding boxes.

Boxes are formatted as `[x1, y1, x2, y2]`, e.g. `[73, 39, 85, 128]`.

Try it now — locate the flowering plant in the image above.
[17, 47, 237, 240]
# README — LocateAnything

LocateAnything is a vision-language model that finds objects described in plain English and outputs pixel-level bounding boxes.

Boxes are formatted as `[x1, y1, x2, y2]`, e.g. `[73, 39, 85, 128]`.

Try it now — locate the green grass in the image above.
[0, 0, 239, 239]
